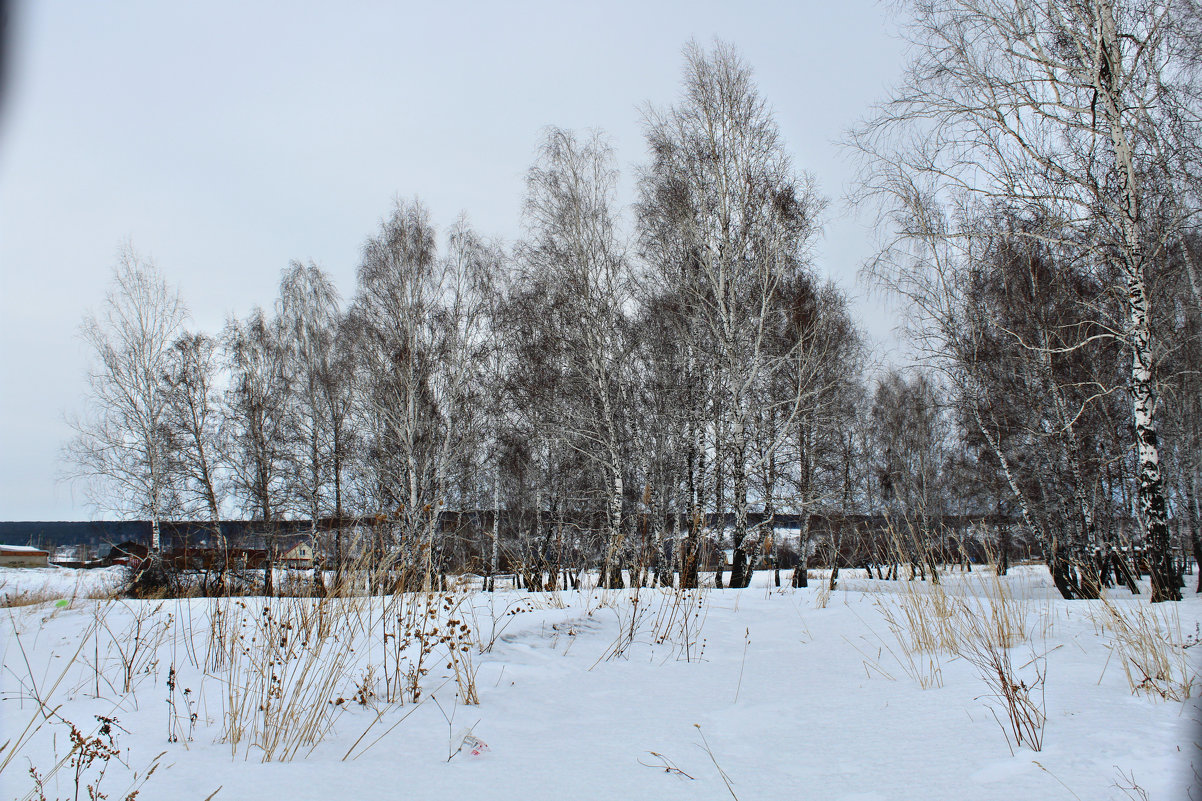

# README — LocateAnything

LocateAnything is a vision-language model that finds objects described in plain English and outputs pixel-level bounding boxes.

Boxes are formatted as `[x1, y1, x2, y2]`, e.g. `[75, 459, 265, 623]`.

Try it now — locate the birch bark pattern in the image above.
[1096, 1, 1180, 601]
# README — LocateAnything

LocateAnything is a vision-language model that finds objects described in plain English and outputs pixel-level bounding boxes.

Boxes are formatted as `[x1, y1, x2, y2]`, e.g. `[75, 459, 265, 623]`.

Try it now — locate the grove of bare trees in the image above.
[68, 26, 1201, 602]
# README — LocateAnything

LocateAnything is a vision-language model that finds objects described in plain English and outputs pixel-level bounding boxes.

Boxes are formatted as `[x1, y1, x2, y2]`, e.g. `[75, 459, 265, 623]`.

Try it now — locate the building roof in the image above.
[0, 544, 50, 555]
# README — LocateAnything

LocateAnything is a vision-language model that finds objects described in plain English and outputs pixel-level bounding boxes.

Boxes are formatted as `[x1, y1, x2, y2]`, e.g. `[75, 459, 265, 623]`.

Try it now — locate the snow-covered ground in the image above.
[1, 566, 1198, 800]
[0, 564, 124, 600]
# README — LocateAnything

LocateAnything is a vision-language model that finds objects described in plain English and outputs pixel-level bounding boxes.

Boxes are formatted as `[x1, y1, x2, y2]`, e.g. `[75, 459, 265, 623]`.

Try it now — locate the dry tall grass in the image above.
[217, 595, 364, 760]
[591, 583, 712, 664]
[954, 601, 1046, 753]
[1093, 598, 1197, 701]
[853, 538, 1047, 751]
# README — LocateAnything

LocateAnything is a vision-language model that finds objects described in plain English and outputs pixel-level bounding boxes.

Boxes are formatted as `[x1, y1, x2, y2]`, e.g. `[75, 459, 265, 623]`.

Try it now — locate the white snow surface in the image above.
[0, 565, 123, 599]
[2, 566, 1198, 801]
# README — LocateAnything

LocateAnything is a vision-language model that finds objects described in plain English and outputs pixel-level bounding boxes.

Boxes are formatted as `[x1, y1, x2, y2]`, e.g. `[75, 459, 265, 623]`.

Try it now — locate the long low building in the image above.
[0, 544, 50, 568]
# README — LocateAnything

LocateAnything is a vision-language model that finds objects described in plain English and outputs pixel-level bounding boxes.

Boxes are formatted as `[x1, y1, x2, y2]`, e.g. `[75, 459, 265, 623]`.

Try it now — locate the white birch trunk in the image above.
[1098, 1, 1179, 601]
[490, 471, 500, 591]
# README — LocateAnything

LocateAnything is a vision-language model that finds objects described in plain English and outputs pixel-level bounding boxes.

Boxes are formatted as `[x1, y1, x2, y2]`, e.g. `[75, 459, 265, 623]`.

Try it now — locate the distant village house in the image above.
[0, 544, 50, 568]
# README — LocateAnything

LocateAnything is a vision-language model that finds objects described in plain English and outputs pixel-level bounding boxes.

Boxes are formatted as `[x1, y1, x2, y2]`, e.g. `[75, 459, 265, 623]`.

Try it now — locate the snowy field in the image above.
[2, 565, 1199, 801]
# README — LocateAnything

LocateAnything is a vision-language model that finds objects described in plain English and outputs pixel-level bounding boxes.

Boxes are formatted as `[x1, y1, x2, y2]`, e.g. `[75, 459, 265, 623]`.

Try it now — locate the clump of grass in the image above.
[955, 605, 1046, 753]
[957, 567, 1033, 650]
[1, 588, 62, 609]
[591, 583, 712, 665]
[219, 595, 363, 761]
[649, 586, 710, 662]
[876, 582, 959, 654]
[812, 581, 832, 610]
[1096, 598, 1197, 701]
[205, 595, 234, 672]
[867, 566, 958, 689]
[439, 593, 480, 705]
[867, 600, 946, 689]
[597, 586, 655, 662]
[96, 600, 172, 697]
[24, 714, 166, 801]
[466, 594, 533, 654]
[862, 533, 1038, 693]
[379, 590, 470, 704]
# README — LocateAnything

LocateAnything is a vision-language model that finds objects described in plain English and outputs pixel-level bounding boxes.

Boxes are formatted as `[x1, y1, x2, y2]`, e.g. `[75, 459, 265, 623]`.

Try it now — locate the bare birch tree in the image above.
[67, 245, 188, 554]
[518, 127, 635, 589]
[639, 40, 824, 588]
[223, 308, 291, 596]
[163, 331, 226, 529]
[278, 260, 343, 591]
[350, 201, 496, 588]
[852, 0, 1202, 600]
[424, 218, 500, 586]
[350, 200, 440, 585]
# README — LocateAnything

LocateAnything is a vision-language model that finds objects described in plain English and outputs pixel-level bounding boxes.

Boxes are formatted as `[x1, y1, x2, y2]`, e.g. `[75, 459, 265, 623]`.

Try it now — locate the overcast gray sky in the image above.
[0, 1, 906, 521]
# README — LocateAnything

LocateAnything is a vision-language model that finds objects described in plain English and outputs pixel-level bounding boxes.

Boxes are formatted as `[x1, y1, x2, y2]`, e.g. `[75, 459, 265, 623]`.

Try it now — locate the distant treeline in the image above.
[0, 520, 319, 551]
[1, 512, 1032, 552]
[60, 34, 1202, 601]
